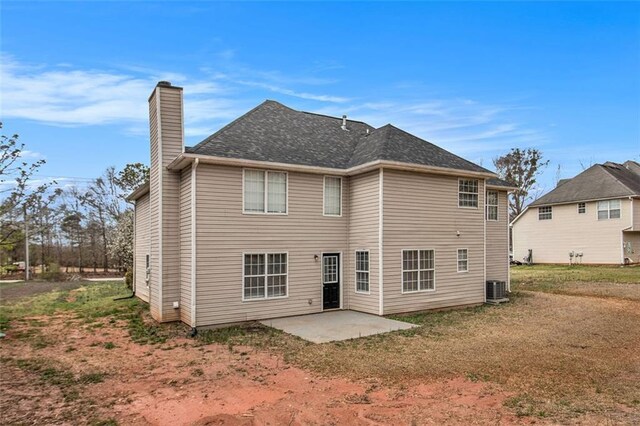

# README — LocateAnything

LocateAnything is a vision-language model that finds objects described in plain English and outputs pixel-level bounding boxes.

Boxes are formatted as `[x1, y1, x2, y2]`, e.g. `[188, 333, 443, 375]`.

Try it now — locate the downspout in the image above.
[378, 168, 384, 316]
[190, 158, 199, 335]
[483, 179, 487, 302]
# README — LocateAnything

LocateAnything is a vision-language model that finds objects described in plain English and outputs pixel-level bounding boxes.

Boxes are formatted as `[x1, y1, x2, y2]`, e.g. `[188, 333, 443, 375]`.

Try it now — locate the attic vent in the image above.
[341, 115, 348, 131]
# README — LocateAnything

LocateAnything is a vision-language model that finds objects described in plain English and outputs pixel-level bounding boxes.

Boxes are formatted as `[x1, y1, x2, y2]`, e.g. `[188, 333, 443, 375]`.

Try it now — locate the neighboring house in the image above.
[511, 161, 640, 265]
[129, 81, 513, 328]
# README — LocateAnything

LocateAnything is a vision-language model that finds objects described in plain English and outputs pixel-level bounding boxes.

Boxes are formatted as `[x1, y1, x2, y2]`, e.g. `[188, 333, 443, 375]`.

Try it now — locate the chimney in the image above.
[341, 115, 348, 131]
[147, 81, 183, 322]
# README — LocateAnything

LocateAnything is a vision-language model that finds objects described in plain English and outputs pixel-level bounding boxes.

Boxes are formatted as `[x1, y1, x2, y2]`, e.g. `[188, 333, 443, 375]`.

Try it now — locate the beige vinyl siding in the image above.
[195, 165, 349, 326]
[134, 193, 150, 303]
[148, 85, 183, 322]
[623, 232, 640, 263]
[633, 198, 640, 230]
[346, 170, 380, 314]
[382, 170, 485, 314]
[512, 199, 632, 264]
[486, 190, 509, 282]
[179, 166, 192, 326]
[148, 93, 160, 320]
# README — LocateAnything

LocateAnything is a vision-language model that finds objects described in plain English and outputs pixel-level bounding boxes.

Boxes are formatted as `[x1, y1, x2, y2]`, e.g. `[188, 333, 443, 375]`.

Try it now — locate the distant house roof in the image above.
[186, 100, 492, 175]
[529, 161, 640, 207]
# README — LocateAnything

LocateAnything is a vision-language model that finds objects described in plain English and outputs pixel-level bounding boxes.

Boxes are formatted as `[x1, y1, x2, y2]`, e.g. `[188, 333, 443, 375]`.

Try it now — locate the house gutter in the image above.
[167, 153, 498, 180]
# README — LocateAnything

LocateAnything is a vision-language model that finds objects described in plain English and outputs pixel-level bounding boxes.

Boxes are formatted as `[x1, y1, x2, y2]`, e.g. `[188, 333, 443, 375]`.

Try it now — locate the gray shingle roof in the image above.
[529, 162, 640, 207]
[187, 100, 493, 175]
[487, 177, 515, 188]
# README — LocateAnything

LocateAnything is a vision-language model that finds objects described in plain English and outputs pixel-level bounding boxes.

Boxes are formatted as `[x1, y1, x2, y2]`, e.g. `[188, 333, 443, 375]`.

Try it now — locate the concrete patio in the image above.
[261, 310, 417, 343]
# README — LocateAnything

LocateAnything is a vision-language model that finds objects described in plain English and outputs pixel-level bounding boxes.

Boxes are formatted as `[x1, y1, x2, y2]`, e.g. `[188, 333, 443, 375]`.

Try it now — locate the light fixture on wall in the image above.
[314, 254, 319, 261]
[456, 230, 461, 237]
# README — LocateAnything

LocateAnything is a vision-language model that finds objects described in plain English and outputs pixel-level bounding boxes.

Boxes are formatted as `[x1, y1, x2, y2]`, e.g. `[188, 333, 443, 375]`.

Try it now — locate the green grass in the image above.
[0, 281, 171, 344]
[511, 264, 640, 286]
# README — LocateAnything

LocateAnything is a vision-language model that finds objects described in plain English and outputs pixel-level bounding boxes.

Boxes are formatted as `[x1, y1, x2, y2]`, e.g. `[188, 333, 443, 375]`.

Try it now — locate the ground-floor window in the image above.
[355, 250, 370, 293]
[402, 249, 435, 293]
[243, 253, 288, 300]
[457, 249, 469, 272]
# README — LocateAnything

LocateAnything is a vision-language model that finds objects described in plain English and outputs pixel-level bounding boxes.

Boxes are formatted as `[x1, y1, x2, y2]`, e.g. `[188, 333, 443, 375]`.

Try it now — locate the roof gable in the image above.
[530, 162, 640, 207]
[187, 101, 493, 175]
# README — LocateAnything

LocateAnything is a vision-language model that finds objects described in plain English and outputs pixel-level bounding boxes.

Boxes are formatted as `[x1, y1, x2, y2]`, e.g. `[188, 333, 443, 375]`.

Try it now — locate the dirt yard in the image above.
[1, 267, 639, 425]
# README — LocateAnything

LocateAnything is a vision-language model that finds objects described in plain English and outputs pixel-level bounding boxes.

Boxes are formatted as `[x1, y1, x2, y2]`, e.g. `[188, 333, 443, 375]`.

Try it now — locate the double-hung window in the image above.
[243, 169, 287, 214]
[243, 253, 288, 300]
[597, 200, 621, 220]
[355, 250, 370, 293]
[458, 179, 479, 208]
[402, 249, 435, 293]
[486, 190, 498, 221]
[457, 249, 469, 272]
[578, 202, 586, 214]
[538, 206, 552, 220]
[324, 176, 342, 216]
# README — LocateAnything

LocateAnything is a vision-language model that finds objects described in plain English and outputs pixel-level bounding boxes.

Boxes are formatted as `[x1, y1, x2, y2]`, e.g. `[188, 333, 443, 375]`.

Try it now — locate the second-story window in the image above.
[597, 200, 621, 220]
[324, 176, 342, 216]
[486, 190, 498, 221]
[538, 206, 552, 220]
[243, 169, 287, 214]
[458, 179, 479, 208]
[578, 202, 586, 214]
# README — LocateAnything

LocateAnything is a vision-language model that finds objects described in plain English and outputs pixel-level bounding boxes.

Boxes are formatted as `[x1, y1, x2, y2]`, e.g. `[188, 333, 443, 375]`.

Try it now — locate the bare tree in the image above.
[493, 148, 549, 221]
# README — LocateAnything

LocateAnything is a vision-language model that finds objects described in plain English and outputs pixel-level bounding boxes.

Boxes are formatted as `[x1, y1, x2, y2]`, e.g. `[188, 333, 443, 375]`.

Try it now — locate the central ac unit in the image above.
[486, 280, 509, 304]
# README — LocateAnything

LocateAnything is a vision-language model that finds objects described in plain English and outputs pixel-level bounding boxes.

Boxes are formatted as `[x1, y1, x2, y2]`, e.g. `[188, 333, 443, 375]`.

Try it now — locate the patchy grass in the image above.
[512, 264, 640, 300]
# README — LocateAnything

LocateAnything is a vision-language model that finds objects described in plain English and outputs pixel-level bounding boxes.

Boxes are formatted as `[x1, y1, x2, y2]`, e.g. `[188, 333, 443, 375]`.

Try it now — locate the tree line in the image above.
[0, 123, 148, 278]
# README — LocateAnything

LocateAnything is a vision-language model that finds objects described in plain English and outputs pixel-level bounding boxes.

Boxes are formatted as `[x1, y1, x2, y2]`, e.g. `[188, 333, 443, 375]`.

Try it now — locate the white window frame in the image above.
[458, 178, 479, 209]
[577, 202, 586, 214]
[401, 249, 436, 294]
[323, 176, 342, 217]
[538, 206, 552, 220]
[597, 199, 621, 220]
[486, 190, 498, 221]
[242, 169, 288, 215]
[457, 248, 469, 273]
[354, 250, 370, 294]
[241, 251, 289, 301]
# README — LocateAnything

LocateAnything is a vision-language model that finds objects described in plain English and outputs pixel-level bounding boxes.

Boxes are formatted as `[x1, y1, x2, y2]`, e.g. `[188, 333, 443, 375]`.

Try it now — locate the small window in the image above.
[458, 179, 479, 208]
[324, 176, 342, 216]
[457, 249, 468, 272]
[243, 170, 287, 214]
[538, 206, 552, 220]
[597, 200, 621, 220]
[355, 251, 370, 293]
[402, 249, 435, 293]
[578, 203, 586, 214]
[243, 253, 288, 300]
[486, 190, 498, 221]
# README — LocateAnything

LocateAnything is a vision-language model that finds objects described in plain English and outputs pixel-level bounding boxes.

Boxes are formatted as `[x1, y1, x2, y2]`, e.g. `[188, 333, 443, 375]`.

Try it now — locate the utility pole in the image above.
[24, 206, 30, 281]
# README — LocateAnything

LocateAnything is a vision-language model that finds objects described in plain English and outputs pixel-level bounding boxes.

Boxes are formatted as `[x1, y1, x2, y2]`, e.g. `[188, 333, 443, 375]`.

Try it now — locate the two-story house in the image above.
[511, 161, 640, 265]
[129, 81, 513, 328]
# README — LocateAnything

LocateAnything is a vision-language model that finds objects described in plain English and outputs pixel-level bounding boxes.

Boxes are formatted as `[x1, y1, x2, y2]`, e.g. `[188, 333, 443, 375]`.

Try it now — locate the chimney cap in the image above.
[157, 81, 173, 87]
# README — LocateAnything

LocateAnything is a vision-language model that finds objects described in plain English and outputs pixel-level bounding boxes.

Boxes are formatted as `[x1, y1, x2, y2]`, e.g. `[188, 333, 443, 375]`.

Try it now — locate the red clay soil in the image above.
[0, 314, 531, 426]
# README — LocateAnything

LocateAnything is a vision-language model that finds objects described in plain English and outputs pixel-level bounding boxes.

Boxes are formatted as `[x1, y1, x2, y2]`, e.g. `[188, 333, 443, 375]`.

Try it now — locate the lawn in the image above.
[1, 269, 639, 425]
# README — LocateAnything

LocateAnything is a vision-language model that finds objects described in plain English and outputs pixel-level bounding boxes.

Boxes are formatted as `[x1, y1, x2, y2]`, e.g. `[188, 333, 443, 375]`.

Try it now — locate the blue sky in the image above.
[1, 1, 639, 195]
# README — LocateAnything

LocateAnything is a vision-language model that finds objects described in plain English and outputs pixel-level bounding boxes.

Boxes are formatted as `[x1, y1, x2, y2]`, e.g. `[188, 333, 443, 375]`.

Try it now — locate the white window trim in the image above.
[400, 249, 436, 294]
[577, 202, 586, 214]
[538, 206, 552, 220]
[486, 190, 498, 221]
[597, 199, 621, 220]
[242, 168, 289, 215]
[323, 176, 343, 217]
[457, 248, 469, 273]
[354, 249, 370, 295]
[241, 251, 289, 302]
[458, 178, 479, 209]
